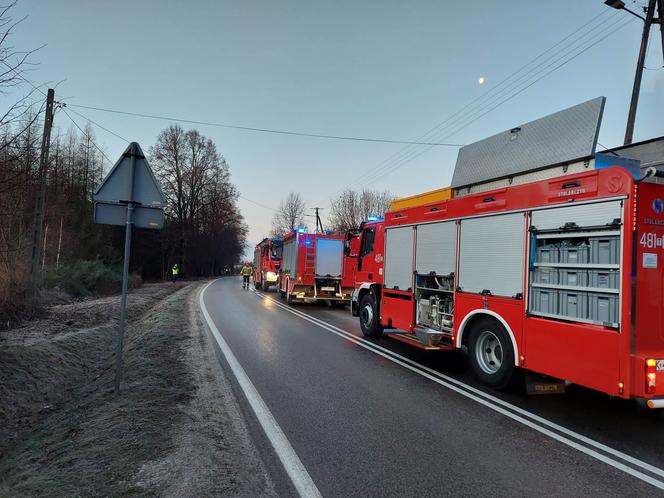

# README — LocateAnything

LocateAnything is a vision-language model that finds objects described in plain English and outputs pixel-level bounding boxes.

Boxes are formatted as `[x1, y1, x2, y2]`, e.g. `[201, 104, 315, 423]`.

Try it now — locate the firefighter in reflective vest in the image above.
[240, 263, 252, 289]
[171, 263, 179, 283]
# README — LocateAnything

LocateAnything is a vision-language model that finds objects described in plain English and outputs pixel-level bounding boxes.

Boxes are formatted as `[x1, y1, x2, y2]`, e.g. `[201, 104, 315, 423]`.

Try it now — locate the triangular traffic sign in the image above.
[94, 142, 165, 207]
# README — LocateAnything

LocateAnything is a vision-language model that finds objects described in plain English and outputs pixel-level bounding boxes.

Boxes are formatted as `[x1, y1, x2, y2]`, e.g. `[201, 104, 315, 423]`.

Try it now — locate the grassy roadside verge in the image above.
[0, 280, 276, 497]
[0, 285, 192, 496]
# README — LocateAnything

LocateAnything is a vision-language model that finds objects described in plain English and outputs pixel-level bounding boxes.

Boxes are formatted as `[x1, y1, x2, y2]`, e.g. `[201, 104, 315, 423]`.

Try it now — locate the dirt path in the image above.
[0, 280, 277, 497]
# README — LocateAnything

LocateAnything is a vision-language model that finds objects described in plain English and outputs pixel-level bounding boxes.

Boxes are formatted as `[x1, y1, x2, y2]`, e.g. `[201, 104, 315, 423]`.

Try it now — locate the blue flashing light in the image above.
[367, 215, 384, 222]
[297, 227, 307, 233]
[304, 239, 312, 246]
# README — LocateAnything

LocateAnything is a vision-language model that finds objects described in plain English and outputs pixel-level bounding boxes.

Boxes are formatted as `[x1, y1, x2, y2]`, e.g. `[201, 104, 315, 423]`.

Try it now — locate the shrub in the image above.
[43, 259, 141, 298]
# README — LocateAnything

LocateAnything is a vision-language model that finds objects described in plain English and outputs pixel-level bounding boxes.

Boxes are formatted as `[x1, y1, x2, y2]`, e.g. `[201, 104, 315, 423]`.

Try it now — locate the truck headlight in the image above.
[266, 271, 277, 281]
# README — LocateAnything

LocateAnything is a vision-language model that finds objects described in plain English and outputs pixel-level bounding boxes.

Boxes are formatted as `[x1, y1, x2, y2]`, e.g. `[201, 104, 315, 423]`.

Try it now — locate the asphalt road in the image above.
[202, 277, 664, 497]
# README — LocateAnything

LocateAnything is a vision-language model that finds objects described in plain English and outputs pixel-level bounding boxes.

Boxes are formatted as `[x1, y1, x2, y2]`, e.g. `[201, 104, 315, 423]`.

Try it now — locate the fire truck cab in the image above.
[253, 237, 283, 290]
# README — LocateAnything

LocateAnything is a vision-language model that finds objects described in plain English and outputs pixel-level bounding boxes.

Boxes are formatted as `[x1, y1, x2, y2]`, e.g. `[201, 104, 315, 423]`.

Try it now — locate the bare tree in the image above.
[150, 124, 247, 275]
[271, 192, 306, 236]
[328, 189, 393, 232]
[0, 2, 44, 138]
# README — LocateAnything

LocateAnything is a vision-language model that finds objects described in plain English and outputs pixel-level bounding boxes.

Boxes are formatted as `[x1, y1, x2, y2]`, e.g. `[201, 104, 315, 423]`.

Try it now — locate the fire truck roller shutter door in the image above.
[459, 212, 525, 298]
[415, 221, 457, 276]
[316, 238, 343, 277]
[384, 226, 415, 291]
[530, 200, 622, 230]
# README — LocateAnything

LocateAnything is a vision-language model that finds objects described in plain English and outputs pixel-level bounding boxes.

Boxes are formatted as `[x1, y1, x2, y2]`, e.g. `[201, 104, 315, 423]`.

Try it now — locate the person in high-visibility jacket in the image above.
[240, 263, 252, 289]
[171, 264, 179, 283]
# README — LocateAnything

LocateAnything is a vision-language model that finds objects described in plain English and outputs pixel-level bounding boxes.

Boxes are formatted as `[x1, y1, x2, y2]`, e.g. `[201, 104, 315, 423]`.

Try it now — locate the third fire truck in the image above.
[253, 237, 283, 290]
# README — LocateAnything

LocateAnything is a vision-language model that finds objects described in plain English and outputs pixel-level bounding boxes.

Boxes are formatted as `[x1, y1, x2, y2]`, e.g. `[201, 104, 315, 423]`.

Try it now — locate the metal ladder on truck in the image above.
[304, 236, 316, 282]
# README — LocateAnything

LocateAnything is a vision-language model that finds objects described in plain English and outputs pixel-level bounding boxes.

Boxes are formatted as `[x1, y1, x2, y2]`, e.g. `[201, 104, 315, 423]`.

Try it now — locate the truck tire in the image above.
[255, 278, 262, 290]
[467, 318, 515, 389]
[359, 293, 382, 338]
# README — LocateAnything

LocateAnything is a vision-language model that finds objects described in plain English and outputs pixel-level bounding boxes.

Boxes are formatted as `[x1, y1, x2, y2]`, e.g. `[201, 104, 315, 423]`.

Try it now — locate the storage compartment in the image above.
[315, 238, 343, 277]
[529, 217, 622, 326]
[558, 268, 588, 287]
[384, 226, 415, 291]
[590, 237, 620, 265]
[530, 288, 559, 314]
[533, 267, 558, 284]
[559, 242, 589, 264]
[559, 291, 588, 319]
[588, 269, 619, 289]
[588, 292, 619, 324]
[414, 273, 454, 332]
[537, 243, 559, 263]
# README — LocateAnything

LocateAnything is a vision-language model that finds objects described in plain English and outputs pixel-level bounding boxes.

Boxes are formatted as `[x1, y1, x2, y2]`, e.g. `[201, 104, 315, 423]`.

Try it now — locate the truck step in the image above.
[387, 332, 455, 351]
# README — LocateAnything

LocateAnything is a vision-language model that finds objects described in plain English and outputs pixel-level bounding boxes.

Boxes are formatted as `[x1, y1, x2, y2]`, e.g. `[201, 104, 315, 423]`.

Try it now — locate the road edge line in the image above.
[200, 280, 321, 498]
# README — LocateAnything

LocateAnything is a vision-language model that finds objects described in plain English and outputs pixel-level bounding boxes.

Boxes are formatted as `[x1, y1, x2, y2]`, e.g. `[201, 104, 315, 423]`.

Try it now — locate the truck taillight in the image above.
[646, 359, 657, 395]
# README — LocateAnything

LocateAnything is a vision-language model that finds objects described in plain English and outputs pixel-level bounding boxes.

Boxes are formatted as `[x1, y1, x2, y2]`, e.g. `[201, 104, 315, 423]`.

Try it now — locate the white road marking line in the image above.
[200, 281, 321, 498]
[256, 291, 664, 490]
[258, 293, 664, 481]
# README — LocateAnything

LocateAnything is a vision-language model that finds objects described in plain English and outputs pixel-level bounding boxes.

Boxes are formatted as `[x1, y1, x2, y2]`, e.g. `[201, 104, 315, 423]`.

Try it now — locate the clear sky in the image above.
[3, 0, 663, 255]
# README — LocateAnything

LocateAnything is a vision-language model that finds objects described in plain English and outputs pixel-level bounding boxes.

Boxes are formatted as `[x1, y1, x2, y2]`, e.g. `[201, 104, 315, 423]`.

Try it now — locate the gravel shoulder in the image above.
[0, 280, 277, 497]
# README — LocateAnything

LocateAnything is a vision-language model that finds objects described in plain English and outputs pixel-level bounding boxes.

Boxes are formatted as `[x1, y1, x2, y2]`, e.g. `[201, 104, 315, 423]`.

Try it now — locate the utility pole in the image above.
[606, 0, 664, 144]
[28, 88, 55, 303]
[311, 207, 324, 233]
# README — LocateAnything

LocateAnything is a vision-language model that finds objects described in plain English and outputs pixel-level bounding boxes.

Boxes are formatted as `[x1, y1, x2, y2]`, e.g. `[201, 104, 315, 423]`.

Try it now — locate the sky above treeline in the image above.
[3, 0, 663, 252]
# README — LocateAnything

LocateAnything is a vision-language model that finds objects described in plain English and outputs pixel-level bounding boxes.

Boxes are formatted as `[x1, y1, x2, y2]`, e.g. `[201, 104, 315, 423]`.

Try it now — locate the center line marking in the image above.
[256, 290, 664, 490]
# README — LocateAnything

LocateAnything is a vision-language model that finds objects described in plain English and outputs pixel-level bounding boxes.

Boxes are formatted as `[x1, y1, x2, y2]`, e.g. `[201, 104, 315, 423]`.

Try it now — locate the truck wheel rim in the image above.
[476, 330, 503, 375]
[361, 304, 373, 327]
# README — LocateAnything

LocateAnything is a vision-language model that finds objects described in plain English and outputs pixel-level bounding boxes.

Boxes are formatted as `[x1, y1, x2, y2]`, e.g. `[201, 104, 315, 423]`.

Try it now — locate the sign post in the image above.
[94, 142, 165, 392]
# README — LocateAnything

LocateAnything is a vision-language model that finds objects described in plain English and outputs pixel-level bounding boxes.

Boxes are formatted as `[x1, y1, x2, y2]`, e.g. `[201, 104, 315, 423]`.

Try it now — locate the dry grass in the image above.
[0, 280, 276, 497]
[0, 284, 190, 496]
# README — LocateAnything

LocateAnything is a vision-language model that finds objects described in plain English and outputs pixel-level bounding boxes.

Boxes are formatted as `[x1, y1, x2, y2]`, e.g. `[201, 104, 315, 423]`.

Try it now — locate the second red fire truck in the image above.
[278, 229, 355, 305]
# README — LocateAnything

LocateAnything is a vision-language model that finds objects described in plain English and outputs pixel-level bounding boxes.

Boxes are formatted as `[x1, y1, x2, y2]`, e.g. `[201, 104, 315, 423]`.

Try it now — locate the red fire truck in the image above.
[278, 229, 355, 305]
[351, 164, 664, 404]
[253, 237, 283, 290]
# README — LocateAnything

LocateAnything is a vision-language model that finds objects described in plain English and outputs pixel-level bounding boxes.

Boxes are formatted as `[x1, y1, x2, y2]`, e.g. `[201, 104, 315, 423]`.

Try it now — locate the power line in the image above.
[239, 195, 279, 212]
[64, 105, 130, 143]
[59, 106, 113, 165]
[63, 103, 282, 215]
[65, 103, 464, 147]
[325, 8, 618, 197]
[357, 13, 628, 189]
[62, 104, 282, 214]
[353, 14, 636, 192]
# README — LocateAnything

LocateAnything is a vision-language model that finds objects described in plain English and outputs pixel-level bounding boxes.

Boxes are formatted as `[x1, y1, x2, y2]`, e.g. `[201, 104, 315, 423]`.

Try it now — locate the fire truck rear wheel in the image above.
[468, 318, 514, 389]
[359, 293, 382, 338]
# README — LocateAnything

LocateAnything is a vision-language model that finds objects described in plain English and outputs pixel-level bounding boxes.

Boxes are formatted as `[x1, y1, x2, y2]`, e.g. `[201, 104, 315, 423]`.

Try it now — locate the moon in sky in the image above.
[478, 76, 485, 85]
